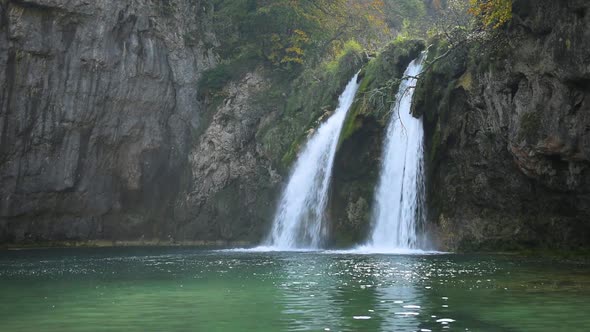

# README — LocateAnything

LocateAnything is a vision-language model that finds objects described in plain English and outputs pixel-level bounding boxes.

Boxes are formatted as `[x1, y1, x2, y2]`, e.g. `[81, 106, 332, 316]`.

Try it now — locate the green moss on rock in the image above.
[255, 43, 368, 173]
[339, 39, 426, 145]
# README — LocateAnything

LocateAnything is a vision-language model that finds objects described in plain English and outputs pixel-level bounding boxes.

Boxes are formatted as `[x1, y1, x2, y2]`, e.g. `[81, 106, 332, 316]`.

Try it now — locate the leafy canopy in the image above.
[468, 0, 512, 29]
[211, 0, 389, 69]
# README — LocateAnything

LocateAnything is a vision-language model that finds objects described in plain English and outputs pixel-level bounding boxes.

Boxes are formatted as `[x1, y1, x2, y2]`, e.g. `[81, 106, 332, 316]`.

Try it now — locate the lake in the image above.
[1, 247, 589, 331]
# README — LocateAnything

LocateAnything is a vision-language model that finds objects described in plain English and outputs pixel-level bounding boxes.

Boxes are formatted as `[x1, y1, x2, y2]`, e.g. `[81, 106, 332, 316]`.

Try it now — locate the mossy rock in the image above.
[339, 38, 426, 145]
[255, 43, 368, 173]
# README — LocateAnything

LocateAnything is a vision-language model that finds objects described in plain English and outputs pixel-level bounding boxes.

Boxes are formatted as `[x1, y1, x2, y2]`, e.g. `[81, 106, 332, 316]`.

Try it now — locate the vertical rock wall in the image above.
[0, 0, 217, 243]
[414, 0, 590, 251]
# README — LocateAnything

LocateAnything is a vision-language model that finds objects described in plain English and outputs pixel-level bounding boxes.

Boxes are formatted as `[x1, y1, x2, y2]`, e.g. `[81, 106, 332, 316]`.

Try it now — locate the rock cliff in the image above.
[0, 0, 360, 245]
[414, 0, 590, 251]
[0, 0, 217, 243]
[176, 71, 281, 243]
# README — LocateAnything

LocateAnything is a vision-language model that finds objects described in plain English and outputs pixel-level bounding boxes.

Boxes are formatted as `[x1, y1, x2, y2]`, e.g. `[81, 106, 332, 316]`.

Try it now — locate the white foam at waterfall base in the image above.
[363, 55, 430, 252]
[259, 74, 360, 251]
[326, 247, 444, 255]
[219, 247, 446, 255]
[224, 246, 319, 253]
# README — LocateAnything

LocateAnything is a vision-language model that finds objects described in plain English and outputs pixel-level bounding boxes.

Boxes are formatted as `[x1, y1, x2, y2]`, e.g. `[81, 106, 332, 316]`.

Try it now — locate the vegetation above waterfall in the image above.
[197, 0, 450, 174]
[198, 0, 516, 110]
[198, 0, 437, 96]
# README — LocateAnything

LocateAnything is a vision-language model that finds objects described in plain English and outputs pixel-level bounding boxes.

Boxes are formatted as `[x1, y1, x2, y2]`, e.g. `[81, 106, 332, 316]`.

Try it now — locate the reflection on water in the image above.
[0, 248, 589, 331]
[377, 277, 421, 331]
[276, 255, 339, 331]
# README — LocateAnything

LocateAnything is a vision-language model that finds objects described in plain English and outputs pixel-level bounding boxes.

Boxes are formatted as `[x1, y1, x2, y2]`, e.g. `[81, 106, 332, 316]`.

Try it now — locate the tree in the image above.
[268, 29, 310, 66]
[382, 0, 428, 37]
[420, 0, 512, 72]
[367, 0, 513, 100]
[468, 0, 512, 29]
[211, 0, 390, 70]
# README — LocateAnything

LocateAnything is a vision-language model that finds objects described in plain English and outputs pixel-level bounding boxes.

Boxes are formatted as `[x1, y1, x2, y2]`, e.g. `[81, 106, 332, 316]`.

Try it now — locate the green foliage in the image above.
[197, 53, 259, 98]
[208, 0, 390, 71]
[383, 0, 428, 36]
[326, 40, 364, 73]
[268, 29, 310, 67]
[198, 1, 440, 171]
[468, 0, 512, 29]
[421, 0, 512, 61]
[254, 41, 366, 171]
[338, 60, 380, 144]
[198, 64, 233, 96]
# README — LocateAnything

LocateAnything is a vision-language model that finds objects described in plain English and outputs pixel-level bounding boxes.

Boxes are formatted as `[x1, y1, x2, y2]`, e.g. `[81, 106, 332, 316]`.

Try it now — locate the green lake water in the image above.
[0, 247, 589, 331]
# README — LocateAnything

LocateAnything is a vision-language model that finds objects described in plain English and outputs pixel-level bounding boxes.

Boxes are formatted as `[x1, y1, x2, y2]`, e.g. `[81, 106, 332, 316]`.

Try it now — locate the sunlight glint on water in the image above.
[1, 248, 589, 332]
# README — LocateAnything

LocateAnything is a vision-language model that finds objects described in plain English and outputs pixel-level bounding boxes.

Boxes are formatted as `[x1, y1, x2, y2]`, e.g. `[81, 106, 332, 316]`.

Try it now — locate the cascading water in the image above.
[365, 56, 427, 252]
[264, 74, 360, 250]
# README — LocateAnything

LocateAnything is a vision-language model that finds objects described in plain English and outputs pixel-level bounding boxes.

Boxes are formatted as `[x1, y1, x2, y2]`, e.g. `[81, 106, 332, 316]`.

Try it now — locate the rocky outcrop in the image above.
[414, 0, 590, 251]
[0, 0, 218, 243]
[175, 71, 281, 243]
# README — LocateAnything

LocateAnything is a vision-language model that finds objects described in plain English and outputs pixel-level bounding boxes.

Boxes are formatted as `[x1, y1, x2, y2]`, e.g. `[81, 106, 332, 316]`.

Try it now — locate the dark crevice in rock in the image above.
[508, 73, 525, 100]
[566, 78, 590, 92]
[10, 0, 56, 11]
[0, 1, 11, 162]
[574, 7, 586, 20]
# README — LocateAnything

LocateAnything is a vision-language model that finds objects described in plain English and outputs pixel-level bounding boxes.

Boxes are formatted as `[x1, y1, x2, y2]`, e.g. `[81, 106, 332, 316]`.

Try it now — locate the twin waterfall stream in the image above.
[263, 57, 427, 252]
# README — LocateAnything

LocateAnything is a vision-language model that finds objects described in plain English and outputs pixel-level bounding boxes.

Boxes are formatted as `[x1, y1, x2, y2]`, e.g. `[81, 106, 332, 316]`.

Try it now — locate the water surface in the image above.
[1, 248, 589, 331]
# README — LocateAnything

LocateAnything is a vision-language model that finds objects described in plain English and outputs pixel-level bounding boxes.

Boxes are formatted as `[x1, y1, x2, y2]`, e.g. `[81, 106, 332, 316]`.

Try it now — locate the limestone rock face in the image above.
[177, 71, 281, 243]
[0, 0, 353, 245]
[414, 0, 590, 251]
[0, 0, 217, 243]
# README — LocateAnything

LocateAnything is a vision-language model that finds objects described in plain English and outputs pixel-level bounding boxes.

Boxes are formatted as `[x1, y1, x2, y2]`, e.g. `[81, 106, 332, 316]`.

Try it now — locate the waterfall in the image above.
[264, 74, 360, 250]
[365, 56, 427, 252]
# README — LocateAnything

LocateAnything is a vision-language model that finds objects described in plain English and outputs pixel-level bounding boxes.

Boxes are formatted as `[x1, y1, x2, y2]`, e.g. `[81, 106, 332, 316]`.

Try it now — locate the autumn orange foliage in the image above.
[468, 0, 512, 29]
